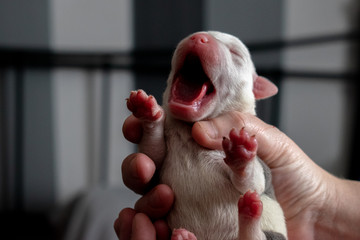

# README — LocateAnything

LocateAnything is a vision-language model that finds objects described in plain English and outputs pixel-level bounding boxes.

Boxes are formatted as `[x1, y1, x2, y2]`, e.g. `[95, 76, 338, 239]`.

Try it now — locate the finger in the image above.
[114, 209, 170, 240]
[122, 153, 156, 194]
[131, 213, 156, 240]
[192, 112, 302, 168]
[123, 115, 143, 143]
[154, 220, 171, 240]
[135, 184, 174, 220]
[192, 111, 246, 150]
[114, 208, 136, 239]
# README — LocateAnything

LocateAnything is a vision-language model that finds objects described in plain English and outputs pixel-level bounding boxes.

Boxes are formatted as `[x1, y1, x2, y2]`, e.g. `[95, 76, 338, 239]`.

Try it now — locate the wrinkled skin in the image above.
[116, 112, 342, 240]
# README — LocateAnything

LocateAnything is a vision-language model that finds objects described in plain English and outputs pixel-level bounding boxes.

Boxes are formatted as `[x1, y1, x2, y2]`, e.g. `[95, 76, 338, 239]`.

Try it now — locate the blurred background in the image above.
[0, 0, 359, 239]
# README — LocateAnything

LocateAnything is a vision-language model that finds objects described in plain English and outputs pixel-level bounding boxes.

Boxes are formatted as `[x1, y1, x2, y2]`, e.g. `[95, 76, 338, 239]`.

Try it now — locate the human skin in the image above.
[114, 112, 360, 240]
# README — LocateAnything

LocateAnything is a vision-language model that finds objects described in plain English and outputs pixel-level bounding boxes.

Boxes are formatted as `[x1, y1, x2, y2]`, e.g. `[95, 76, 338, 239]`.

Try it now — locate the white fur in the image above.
[260, 195, 288, 235]
[229, 156, 265, 194]
[161, 121, 240, 239]
[135, 31, 287, 240]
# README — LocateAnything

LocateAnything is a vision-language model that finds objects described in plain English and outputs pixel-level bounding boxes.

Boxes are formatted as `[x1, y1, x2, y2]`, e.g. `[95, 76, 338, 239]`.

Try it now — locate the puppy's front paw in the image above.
[127, 90, 163, 121]
[222, 128, 258, 173]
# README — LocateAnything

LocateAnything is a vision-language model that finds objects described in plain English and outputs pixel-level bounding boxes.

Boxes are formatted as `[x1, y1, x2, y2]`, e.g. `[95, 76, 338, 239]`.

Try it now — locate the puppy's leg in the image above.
[238, 191, 266, 240]
[127, 90, 166, 167]
[222, 128, 265, 194]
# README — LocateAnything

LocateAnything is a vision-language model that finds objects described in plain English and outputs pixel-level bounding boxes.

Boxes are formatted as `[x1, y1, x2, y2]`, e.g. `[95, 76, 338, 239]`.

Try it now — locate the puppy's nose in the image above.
[190, 33, 209, 44]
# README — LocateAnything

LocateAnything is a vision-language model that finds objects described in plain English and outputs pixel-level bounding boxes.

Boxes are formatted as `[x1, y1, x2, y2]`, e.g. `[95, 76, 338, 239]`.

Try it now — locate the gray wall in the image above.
[205, 0, 283, 43]
[133, 0, 204, 103]
[204, 0, 284, 124]
[281, 0, 357, 177]
[0, 0, 50, 48]
[0, 0, 135, 212]
[0, 0, 358, 213]
[50, 0, 134, 206]
[0, 0, 54, 211]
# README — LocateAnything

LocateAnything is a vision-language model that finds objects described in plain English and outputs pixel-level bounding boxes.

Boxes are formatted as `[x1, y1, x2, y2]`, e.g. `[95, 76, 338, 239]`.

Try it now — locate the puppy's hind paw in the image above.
[171, 228, 197, 240]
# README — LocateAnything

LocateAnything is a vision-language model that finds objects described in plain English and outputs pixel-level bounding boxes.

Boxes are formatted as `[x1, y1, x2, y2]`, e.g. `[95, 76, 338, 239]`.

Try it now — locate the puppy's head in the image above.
[163, 31, 277, 122]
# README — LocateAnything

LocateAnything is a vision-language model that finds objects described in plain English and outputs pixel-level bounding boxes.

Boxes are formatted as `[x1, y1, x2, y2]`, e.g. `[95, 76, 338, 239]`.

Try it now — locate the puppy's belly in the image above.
[161, 149, 240, 240]
[160, 144, 287, 239]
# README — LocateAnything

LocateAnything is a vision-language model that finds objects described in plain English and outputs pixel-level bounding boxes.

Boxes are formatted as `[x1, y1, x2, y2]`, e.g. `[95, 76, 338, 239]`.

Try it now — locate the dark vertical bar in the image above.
[348, 78, 360, 180]
[266, 0, 284, 128]
[134, 0, 204, 102]
[134, 0, 204, 49]
[0, 70, 6, 210]
[0, 71, 17, 211]
[269, 71, 283, 127]
[14, 67, 24, 211]
[348, 12, 360, 180]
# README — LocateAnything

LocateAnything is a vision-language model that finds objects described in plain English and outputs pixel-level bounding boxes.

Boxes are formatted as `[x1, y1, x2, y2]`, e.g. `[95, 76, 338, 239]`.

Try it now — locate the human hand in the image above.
[114, 115, 174, 240]
[115, 112, 359, 240]
[191, 111, 338, 240]
[113, 185, 172, 240]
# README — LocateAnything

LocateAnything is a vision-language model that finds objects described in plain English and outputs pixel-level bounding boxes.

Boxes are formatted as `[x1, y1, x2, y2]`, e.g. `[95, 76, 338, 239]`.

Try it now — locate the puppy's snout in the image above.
[190, 33, 210, 44]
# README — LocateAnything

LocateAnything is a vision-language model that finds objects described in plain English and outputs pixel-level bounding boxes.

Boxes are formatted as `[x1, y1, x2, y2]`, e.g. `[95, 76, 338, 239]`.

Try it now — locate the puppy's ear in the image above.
[253, 75, 278, 100]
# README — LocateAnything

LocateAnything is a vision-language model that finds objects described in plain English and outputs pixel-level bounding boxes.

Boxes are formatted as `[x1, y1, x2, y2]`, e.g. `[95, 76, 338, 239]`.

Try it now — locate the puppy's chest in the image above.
[160, 126, 238, 204]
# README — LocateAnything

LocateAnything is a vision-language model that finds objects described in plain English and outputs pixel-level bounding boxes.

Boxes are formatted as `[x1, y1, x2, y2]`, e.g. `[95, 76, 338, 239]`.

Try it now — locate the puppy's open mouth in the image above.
[171, 54, 215, 107]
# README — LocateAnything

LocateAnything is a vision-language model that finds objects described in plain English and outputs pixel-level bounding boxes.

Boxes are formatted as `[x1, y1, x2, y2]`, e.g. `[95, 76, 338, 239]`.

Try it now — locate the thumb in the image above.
[191, 112, 303, 168]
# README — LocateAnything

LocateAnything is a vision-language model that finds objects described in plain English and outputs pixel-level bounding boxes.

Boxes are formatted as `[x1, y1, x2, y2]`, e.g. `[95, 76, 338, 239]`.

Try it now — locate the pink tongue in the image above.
[174, 78, 209, 104]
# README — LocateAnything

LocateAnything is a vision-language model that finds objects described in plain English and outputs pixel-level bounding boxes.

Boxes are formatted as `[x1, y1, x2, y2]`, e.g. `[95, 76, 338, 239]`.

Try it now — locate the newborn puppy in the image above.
[127, 31, 287, 240]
